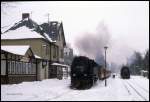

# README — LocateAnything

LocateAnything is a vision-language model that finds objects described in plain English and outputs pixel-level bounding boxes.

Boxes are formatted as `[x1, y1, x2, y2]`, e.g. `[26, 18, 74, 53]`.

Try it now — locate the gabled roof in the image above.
[1, 45, 43, 60]
[1, 18, 55, 42]
[1, 26, 45, 40]
[1, 17, 65, 44]
[40, 21, 66, 46]
[40, 21, 60, 41]
[59, 22, 66, 46]
[1, 45, 31, 56]
[4, 18, 42, 34]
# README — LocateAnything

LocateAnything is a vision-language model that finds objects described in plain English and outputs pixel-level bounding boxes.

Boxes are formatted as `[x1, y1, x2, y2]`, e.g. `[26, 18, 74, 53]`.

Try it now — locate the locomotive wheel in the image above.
[77, 80, 85, 89]
[75, 80, 80, 88]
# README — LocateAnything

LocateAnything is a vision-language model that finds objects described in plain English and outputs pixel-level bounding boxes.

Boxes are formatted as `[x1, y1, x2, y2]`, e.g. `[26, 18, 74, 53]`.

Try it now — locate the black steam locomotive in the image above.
[120, 66, 130, 79]
[70, 56, 100, 89]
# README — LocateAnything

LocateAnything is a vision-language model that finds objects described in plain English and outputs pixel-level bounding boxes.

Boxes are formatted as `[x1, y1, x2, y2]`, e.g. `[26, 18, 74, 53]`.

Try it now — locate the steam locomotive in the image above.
[120, 66, 130, 79]
[70, 56, 111, 89]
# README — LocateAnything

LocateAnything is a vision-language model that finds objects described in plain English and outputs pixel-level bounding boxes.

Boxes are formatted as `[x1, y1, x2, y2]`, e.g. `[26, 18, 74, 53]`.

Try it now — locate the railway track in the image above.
[129, 80, 149, 93]
[122, 81, 131, 95]
[46, 89, 82, 101]
[123, 80, 148, 101]
[46, 90, 72, 101]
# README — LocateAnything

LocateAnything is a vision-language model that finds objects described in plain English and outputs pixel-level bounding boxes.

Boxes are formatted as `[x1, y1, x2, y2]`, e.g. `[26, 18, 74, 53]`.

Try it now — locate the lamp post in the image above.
[104, 46, 108, 87]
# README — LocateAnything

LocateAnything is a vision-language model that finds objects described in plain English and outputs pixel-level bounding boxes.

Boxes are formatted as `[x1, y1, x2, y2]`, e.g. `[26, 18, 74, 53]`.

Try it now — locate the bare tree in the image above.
[1, 2, 18, 15]
[143, 49, 149, 71]
[127, 51, 146, 75]
[1, 2, 20, 32]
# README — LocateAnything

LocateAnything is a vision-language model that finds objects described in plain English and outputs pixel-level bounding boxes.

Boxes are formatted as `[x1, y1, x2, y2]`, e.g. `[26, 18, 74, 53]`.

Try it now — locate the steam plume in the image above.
[74, 21, 111, 65]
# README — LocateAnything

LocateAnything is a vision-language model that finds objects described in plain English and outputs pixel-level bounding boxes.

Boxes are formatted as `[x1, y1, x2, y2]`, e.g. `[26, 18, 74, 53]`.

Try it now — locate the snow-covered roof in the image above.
[140, 70, 148, 73]
[1, 20, 20, 33]
[34, 54, 42, 59]
[1, 26, 45, 40]
[1, 17, 61, 43]
[43, 33, 56, 43]
[51, 63, 69, 67]
[39, 21, 63, 42]
[1, 45, 31, 56]
[1, 24, 13, 34]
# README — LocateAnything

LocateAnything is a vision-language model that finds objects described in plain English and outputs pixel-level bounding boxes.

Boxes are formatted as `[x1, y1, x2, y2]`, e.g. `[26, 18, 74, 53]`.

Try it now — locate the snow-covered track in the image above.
[129, 80, 149, 93]
[126, 80, 148, 101]
[46, 90, 72, 101]
[122, 81, 131, 95]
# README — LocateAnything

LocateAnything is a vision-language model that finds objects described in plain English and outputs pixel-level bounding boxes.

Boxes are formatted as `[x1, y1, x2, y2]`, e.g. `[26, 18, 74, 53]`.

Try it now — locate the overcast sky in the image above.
[1, 1, 149, 66]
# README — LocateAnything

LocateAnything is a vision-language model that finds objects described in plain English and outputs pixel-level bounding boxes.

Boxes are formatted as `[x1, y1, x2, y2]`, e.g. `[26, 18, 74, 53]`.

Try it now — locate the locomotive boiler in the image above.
[70, 56, 111, 89]
[120, 66, 130, 79]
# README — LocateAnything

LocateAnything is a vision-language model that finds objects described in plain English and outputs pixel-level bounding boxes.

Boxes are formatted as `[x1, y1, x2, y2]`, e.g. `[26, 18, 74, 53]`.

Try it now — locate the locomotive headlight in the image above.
[84, 74, 87, 76]
[73, 73, 76, 77]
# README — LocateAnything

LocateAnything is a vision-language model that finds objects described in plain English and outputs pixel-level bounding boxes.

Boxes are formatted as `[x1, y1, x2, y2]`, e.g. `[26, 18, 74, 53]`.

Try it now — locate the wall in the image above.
[1, 39, 51, 60]
[37, 60, 49, 80]
[50, 44, 58, 62]
[1, 60, 6, 75]
[1, 39, 50, 81]
[55, 27, 65, 63]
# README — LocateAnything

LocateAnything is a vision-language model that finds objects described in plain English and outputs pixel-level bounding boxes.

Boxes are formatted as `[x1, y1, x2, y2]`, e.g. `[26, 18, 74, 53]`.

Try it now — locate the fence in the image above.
[1, 59, 37, 84]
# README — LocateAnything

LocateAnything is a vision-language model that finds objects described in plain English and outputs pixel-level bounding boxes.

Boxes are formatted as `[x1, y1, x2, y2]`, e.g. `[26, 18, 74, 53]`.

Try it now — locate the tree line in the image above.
[126, 49, 149, 75]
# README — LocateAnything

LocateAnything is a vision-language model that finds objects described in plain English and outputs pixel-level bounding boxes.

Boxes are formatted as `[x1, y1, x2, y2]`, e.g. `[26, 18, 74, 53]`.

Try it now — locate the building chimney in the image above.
[22, 13, 30, 20]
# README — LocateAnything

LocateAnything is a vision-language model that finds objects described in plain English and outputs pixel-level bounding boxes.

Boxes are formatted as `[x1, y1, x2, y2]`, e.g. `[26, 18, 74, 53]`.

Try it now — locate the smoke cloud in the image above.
[74, 21, 111, 65]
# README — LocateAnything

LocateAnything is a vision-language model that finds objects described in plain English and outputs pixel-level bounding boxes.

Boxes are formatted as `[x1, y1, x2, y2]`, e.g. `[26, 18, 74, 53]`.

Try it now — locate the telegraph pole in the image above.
[104, 46, 108, 87]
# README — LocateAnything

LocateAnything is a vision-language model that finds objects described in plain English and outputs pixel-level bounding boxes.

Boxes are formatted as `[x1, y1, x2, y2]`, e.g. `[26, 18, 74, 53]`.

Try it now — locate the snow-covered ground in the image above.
[1, 75, 149, 101]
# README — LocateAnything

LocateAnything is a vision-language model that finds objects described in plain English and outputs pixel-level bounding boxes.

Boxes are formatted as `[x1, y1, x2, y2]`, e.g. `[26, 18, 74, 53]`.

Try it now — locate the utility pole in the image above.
[104, 46, 108, 87]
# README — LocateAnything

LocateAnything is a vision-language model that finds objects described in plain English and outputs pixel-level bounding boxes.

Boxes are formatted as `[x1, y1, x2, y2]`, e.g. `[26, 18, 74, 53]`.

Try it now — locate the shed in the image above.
[50, 62, 70, 79]
[1, 45, 38, 84]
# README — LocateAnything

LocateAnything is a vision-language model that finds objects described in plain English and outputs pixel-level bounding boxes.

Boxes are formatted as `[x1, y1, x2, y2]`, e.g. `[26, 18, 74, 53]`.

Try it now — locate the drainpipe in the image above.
[36, 59, 38, 81]
[49, 43, 51, 78]
[5, 53, 8, 84]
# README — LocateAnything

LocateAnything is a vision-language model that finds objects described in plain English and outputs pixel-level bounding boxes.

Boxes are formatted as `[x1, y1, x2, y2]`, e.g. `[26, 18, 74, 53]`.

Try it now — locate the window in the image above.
[28, 63, 32, 74]
[23, 63, 26, 74]
[1, 60, 6, 75]
[61, 49, 64, 58]
[52, 22, 57, 26]
[43, 45, 48, 55]
[12, 61, 15, 74]
[8, 61, 11, 74]
[16, 62, 19, 74]
[53, 46, 57, 58]
[65, 52, 67, 56]
[58, 34, 60, 41]
[58, 30, 61, 41]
